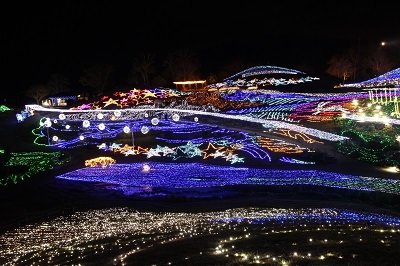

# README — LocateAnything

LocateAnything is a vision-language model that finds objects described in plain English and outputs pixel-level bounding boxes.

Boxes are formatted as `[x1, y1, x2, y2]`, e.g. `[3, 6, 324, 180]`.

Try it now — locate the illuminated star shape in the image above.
[103, 98, 120, 108]
[135, 146, 149, 154]
[144, 148, 162, 158]
[177, 141, 203, 158]
[129, 88, 140, 96]
[97, 143, 108, 150]
[210, 150, 226, 159]
[78, 103, 92, 110]
[140, 90, 157, 99]
[120, 97, 129, 104]
[109, 143, 122, 150]
[123, 149, 136, 156]
[154, 145, 176, 156]
[171, 141, 201, 160]
[202, 142, 225, 159]
[227, 154, 245, 164]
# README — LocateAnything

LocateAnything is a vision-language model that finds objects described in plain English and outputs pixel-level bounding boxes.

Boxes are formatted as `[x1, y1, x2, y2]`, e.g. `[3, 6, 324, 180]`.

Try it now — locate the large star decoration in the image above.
[202, 142, 225, 159]
[103, 98, 120, 108]
[144, 148, 162, 158]
[225, 154, 245, 164]
[176, 141, 202, 159]
[155, 145, 176, 156]
[123, 149, 136, 156]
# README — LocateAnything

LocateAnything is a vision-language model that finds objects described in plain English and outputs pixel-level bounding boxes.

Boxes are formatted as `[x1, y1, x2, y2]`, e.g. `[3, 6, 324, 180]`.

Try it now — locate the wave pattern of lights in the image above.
[55, 162, 400, 196]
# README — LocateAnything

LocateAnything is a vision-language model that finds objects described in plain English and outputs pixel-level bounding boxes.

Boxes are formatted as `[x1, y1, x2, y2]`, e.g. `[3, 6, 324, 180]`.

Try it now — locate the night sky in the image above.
[2, 1, 399, 96]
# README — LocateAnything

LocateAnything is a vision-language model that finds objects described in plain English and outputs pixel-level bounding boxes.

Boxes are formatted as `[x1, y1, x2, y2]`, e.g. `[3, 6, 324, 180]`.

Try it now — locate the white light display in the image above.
[44, 119, 52, 128]
[82, 120, 90, 128]
[123, 125, 130, 133]
[141, 126, 149, 134]
[151, 118, 159, 125]
[97, 113, 104, 119]
[98, 123, 105, 130]
[172, 113, 180, 121]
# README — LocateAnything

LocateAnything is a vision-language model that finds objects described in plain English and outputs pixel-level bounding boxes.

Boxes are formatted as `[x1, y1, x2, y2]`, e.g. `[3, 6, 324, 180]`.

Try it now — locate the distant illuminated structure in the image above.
[173, 80, 207, 92]
[340, 67, 400, 89]
[208, 65, 319, 90]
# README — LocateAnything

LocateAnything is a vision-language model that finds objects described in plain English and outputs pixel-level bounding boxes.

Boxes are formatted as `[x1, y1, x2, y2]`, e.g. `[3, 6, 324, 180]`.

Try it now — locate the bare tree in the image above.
[47, 73, 71, 94]
[163, 49, 201, 82]
[344, 46, 362, 80]
[326, 54, 354, 83]
[364, 46, 396, 77]
[25, 85, 50, 104]
[79, 64, 114, 95]
[129, 52, 156, 88]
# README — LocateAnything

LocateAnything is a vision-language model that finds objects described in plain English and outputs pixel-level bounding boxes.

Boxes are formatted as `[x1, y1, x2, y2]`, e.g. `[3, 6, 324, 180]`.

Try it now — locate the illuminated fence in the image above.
[367, 88, 400, 118]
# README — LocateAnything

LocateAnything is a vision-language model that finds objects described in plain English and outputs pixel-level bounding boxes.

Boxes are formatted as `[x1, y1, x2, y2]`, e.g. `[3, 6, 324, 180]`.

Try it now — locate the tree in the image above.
[326, 54, 353, 83]
[25, 85, 50, 104]
[128, 52, 156, 88]
[364, 45, 397, 77]
[163, 49, 201, 82]
[343, 46, 362, 80]
[79, 64, 115, 95]
[47, 73, 71, 94]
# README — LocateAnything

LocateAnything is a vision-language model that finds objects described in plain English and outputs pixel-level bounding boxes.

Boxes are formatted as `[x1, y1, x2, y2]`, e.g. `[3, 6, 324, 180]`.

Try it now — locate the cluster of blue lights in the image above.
[55, 162, 400, 196]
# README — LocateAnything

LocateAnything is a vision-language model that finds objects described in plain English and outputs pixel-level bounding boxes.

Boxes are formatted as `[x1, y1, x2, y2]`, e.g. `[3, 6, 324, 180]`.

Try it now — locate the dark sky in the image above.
[2, 1, 399, 95]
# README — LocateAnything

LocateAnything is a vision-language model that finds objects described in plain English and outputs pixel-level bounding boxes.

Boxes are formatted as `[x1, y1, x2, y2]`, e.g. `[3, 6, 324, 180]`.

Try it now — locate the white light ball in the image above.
[151, 117, 159, 125]
[172, 113, 180, 121]
[82, 120, 90, 128]
[123, 126, 130, 133]
[141, 126, 149, 134]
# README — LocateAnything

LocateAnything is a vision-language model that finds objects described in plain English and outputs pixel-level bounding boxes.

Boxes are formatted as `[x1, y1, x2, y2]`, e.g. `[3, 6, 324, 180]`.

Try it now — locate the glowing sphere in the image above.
[123, 126, 130, 133]
[144, 113, 149, 118]
[53, 119, 57, 124]
[65, 125, 70, 130]
[52, 136, 58, 142]
[114, 110, 121, 117]
[79, 135, 85, 141]
[142, 164, 150, 172]
[97, 113, 104, 119]
[151, 118, 159, 125]
[59, 113, 66, 120]
[141, 126, 149, 134]
[44, 119, 52, 128]
[172, 113, 180, 121]
[194, 117, 198, 122]
[98, 123, 105, 130]
[82, 120, 90, 128]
